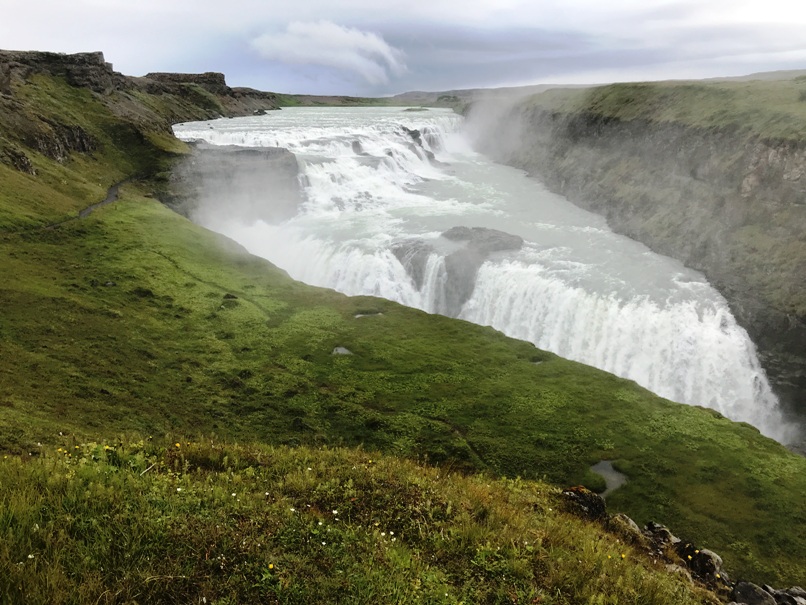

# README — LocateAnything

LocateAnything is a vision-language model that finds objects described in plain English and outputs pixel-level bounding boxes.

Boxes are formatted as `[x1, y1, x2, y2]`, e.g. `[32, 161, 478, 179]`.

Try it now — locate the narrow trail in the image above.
[77, 180, 126, 218]
[0, 178, 131, 236]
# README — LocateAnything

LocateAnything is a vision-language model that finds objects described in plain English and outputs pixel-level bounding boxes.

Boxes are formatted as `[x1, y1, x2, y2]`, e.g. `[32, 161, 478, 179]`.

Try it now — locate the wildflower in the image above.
[176, 488, 182, 492]
[716, 573, 721, 579]
[687, 555, 692, 560]
[621, 553, 626, 559]
[321, 541, 326, 545]
[175, 443, 181, 448]
[27, 554, 34, 559]
[307, 467, 312, 471]
[389, 531, 394, 535]
[318, 521, 323, 526]
[232, 493, 236, 497]
[381, 532, 386, 537]
[290, 507, 296, 512]
[268, 563, 274, 570]
[332, 509, 338, 515]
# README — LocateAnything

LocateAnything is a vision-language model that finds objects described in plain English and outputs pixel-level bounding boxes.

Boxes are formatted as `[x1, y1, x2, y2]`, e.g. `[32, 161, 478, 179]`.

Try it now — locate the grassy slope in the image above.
[0, 441, 720, 605]
[0, 73, 805, 590]
[528, 78, 806, 140]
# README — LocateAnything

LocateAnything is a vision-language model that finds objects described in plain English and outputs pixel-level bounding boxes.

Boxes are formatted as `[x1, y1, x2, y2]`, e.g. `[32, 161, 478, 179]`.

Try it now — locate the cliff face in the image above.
[0, 50, 282, 188]
[470, 101, 806, 421]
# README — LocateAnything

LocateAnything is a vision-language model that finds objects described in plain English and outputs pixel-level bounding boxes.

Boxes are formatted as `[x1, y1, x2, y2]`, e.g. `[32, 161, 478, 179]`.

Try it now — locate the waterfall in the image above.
[174, 107, 794, 443]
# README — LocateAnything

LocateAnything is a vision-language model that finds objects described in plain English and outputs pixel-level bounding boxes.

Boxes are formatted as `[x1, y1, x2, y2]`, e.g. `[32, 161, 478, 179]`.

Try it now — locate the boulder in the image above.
[560, 485, 606, 520]
[607, 513, 647, 546]
[732, 582, 777, 605]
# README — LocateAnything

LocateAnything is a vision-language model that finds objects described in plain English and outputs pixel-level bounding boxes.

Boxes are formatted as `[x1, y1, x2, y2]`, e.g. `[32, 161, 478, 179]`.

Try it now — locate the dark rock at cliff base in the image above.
[732, 582, 777, 605]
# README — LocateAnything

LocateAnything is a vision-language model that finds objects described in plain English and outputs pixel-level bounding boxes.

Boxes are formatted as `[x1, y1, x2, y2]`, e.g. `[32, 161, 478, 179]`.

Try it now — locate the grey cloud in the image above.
[251, 21, 406, 85]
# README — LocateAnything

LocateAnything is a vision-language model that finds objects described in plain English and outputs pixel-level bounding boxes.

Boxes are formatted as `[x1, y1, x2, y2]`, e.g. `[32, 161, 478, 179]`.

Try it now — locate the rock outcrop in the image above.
[392, 226, 524, 315]
[166, 143, 302, 226]
[0, 50, 126, 94]
[0, 50, 283, 177]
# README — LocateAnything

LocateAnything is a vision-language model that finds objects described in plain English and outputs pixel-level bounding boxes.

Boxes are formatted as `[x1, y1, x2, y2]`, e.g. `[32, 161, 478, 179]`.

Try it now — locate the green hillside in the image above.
[526, 78, 806, 140]
[1, 59, 805, 598]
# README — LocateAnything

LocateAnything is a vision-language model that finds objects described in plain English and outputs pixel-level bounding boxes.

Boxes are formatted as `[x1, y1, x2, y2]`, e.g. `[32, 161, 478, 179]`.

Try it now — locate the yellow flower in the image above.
[687, 555, 692, 560]
[175, 443, 181, 448]
[621, 553, 626, 559]
[269, 563, 274, 570]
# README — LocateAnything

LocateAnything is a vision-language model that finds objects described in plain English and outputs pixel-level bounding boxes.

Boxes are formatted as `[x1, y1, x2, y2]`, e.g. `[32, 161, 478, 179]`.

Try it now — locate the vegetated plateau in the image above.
[0, 51, 804, 603]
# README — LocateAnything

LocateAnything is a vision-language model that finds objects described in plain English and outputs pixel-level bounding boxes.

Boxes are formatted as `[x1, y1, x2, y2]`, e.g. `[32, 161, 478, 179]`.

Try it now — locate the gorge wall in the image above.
[468, 90, 806, 423]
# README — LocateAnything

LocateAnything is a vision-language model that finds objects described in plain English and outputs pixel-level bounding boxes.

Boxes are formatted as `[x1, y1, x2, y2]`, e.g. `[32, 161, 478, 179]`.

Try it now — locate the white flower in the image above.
[381, 532, 386, 537]
[232, 493, 236, 497]
[27, 554, 34, 559]
[318, 521, 323, 526]
[332, 509, 338, 515]
[290, 507, 296, 512]
[176, 488, 182, 492]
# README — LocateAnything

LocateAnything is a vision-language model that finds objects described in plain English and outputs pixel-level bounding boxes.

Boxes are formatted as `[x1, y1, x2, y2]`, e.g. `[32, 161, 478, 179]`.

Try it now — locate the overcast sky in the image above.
[4, 1, 806, 95]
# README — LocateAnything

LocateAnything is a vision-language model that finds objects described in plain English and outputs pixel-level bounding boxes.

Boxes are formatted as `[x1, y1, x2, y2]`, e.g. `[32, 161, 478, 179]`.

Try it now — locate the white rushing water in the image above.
[174, 107, 793, 443]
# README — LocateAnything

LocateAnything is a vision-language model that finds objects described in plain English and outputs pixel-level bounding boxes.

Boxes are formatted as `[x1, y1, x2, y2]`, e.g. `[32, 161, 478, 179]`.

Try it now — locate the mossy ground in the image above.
[0, 440, 720, 605]
[0, 72, 804, 596]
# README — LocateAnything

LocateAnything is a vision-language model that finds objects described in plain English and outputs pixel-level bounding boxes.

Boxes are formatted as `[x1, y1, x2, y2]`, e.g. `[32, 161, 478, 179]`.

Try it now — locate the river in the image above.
[174, 106, 792, 443]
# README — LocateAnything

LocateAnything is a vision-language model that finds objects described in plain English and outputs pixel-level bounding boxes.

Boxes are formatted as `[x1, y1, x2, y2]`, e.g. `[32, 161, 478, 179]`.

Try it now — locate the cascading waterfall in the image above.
[174, 107, 795, 443]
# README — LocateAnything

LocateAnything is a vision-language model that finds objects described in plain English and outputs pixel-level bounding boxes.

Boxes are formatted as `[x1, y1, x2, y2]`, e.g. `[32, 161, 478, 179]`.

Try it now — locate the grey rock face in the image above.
[393, 227, 524, 316]
[168, 144, 302, 226]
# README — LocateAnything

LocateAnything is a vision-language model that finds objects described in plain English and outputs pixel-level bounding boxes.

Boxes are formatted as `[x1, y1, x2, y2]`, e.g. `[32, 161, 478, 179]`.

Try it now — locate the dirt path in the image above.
[78, 180, 127, 218]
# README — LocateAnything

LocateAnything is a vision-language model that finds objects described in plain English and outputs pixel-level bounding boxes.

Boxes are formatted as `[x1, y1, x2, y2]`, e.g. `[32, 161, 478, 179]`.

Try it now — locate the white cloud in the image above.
[251, 21, 406, 85]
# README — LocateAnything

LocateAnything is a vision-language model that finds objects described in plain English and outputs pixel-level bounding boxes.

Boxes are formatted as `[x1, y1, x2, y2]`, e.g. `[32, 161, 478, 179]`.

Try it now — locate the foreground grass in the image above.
[0, 70, 804, 588]
[0, 440, 719, 605]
